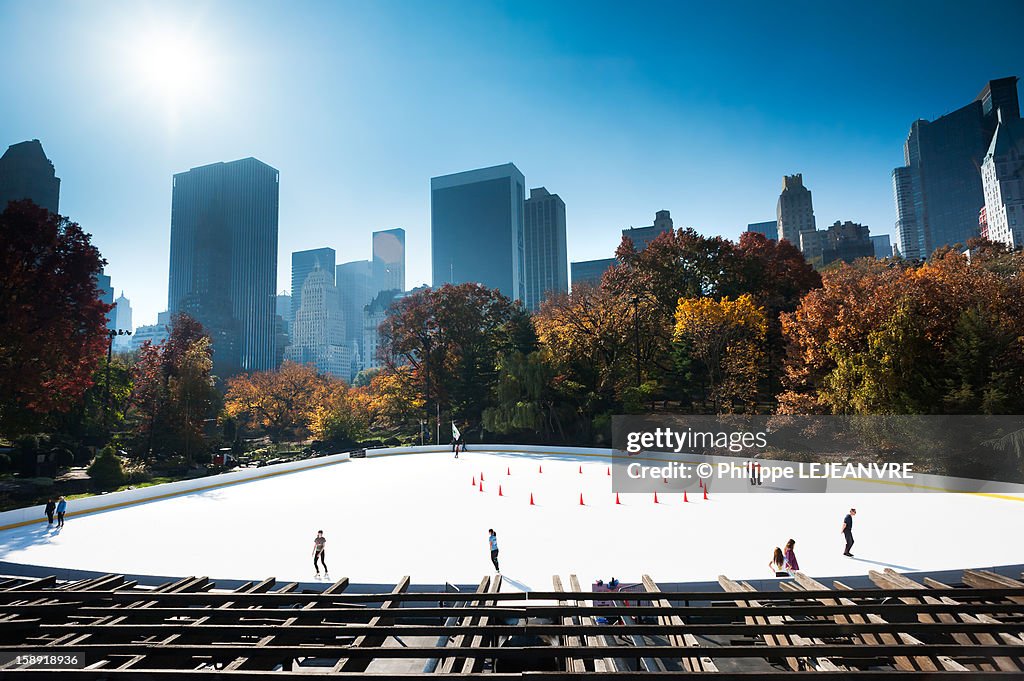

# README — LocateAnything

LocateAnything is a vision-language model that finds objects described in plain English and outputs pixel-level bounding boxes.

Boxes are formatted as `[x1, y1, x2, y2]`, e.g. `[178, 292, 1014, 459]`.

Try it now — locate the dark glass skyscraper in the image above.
[167, 157, 280, 375]
[523, 187, 567, 312]
[893, 77, 1020, 258]
[431, 163, 525, 302]
[0, 139, 60, 214]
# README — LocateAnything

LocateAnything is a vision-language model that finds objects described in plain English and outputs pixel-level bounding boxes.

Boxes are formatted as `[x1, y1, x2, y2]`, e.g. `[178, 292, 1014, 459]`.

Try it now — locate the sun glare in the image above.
[126, 27, 214, 117]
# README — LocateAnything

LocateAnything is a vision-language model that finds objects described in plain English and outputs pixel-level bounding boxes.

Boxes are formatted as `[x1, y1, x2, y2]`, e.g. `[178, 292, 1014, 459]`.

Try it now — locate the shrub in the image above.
[88, 446, 126, 491]
[50, 447, 74, 469]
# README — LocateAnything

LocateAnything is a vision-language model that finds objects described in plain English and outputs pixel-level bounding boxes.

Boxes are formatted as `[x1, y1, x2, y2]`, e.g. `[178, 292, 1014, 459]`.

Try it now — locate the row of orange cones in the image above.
[484, 465, 709, 483]
[471, 476, 709, 504]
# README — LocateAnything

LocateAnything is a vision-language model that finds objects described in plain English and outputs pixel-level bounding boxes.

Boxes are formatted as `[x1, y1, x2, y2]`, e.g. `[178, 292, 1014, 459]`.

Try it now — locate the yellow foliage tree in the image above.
[224, 361, 321, 442]
[673, 294, 767, 412]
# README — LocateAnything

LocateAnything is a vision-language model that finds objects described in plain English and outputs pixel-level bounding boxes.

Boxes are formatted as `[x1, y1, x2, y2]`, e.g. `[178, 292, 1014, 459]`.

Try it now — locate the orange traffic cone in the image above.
[472, 476, 476, 486]
[703, 487, 709, 500]
[498, 484, 504, 497]
[579, 493, 585, 506]
[529, 493, 535, 506]
[683, 490, 689, 502]
[478, 481, 483, 492]
[579, 465, 583, 474]
[539, 465, 543, 474]
[615, 492, 621, 505]
[654, 491, 659, 504]
[481, 472, 485, 481]
[699, 478, 703, 489]
[606, 466, 611, 476]
[507, 467, 511, 476]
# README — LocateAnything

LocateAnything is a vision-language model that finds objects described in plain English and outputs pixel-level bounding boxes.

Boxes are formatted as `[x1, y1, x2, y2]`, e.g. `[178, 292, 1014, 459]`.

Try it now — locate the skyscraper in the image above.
[292, 248, 336, 321]
[870, 234, 893, 259]
[113, 291, 133, 350]
[982, 113, 1024, 248]
[372, 228, 406, 295]
[570, 258, 616, 290]
[893, 77, 1020, 257]
[96, 269, 115, 331]
[337, 259, 373, 372]
[622, 210, 674, 251]
[0, 139, 60, 214]
[285, 266, 349, 379]
[523, 187, 568, 312]
[777, 174, 816, 246]
[167, 157, 280, 375]
[746, 220, 778, 241]
[431, 163, 526, 302]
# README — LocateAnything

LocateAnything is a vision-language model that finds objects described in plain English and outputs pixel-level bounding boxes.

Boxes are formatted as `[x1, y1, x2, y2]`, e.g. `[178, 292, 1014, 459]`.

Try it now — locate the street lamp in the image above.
[104, 328, 132, 438]
[631, 295, 641, 388]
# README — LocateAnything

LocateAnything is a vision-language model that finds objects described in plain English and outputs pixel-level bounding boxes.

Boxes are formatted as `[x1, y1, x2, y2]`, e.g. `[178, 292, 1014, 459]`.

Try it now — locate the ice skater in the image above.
[783, 538, 799, 572]
[768, 547, 786, 576]
[55, 496, 67, 528]
[841, 508, 856, 556]
[44, 498, 56, 526]
[452, 422, 462, 458]
[488, 529, 499, 572]
[312, 530, 328, 576]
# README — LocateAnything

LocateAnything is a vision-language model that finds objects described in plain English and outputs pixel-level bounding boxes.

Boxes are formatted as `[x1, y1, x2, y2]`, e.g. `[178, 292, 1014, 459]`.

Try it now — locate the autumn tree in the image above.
[128, 313, 217, 457]
[378, 283, 535, 430]
[734, 232, 821, 394]
[0, 201, 111, 436]
[224, 361, 321, 442]
[534, 285, 635, 406]
[779, 250, 1024, 415]
[673, 294, 768, 412]
[307, 376, 371, 445]
[366, 366, 423, 431]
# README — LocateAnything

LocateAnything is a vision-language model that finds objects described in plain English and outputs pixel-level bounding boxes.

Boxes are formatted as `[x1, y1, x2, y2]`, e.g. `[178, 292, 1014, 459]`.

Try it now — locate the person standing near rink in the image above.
[44, 498, 56, 526]
[313, 530, 328, 576]
[783, 538, 799, 572]
[842, 508, 857, 556]
[488, 529, 500, 572]
[55, 496, 67, 528]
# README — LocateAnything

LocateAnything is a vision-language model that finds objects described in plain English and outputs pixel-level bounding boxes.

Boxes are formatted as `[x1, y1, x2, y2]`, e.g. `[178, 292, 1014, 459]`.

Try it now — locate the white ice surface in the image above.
[1, 450, 1021, 589]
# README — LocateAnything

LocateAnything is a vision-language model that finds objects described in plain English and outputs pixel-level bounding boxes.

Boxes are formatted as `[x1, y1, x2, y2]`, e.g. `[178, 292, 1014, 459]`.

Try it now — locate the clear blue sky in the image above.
[2, 0, 1022, 326]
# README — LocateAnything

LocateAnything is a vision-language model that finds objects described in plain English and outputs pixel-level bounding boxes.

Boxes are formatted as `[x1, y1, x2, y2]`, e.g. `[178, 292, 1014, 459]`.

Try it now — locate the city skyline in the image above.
[2, 1, 1023, 326]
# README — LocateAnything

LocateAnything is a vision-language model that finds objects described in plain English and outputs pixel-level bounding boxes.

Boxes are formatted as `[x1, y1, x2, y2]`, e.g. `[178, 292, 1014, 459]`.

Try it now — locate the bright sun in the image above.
[128, 28, 213, 113]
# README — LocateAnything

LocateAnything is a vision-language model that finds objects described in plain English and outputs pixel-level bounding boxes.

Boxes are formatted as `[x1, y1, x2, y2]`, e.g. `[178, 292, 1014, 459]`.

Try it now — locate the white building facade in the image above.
[982, 115, 1024, 248]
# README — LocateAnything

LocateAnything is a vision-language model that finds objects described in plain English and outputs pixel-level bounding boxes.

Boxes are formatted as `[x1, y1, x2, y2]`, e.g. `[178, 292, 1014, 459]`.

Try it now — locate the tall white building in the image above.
[113, 292, 133, 351]
[286, 267, 350, 379]
[981, 113, 1024, 248]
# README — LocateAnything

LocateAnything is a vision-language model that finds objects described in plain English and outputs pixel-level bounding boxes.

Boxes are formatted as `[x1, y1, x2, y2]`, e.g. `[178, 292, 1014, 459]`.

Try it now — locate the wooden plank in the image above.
[553, 575, 587, 673]
[720, 574, 815, 671]
[331, 575, 411, 673]
[460, 574, 503, 673]
[828, 576, 967, 672]
[437, 577, 491, 675]
[641, 574, 716, 673]
[569, 574, 620, 673]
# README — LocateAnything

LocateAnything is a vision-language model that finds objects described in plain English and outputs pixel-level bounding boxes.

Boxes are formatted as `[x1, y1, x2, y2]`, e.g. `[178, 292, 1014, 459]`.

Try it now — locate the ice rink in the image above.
[0, 449, 1021, 589]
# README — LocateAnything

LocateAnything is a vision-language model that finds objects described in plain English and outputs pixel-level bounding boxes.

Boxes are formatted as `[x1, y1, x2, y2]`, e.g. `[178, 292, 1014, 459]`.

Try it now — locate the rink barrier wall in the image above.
[0, 450, 363, 531]
[0, 559, 1022, 595]
[2, 443, 1021, 533]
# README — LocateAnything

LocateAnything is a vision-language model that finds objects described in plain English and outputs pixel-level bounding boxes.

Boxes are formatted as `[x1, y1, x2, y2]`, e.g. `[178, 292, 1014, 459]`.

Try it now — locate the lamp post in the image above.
[104, 328, 132, 439]
[422, 329, 433, 444]
[631, 295, 641, 388]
